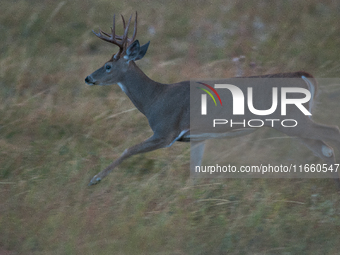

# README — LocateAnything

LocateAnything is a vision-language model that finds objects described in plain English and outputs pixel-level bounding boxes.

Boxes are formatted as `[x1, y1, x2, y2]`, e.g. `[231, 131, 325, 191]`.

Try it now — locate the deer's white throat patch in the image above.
[117, 82, 127, 93]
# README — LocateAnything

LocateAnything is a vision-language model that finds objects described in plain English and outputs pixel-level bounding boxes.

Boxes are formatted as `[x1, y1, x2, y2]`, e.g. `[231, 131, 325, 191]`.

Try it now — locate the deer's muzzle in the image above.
[85, 76, 95, 85]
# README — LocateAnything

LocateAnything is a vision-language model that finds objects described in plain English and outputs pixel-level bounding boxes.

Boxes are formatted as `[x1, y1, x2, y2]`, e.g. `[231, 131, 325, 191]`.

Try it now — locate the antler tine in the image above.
[121, 14, 126, 30]
[111, 14, 116, 39]
[130, 11, 137, 44]
[92, 29, 113, 43]
[100, 30, 111, 38]
[122, 14, 132, 47]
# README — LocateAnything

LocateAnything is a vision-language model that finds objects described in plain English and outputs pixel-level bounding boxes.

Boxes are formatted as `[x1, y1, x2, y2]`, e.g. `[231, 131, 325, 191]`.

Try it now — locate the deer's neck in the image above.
[119, 61, 164, 116]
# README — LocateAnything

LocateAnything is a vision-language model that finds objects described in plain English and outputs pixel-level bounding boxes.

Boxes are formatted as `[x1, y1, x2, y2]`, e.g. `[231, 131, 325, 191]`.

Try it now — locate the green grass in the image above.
[1, 0, 340, 254]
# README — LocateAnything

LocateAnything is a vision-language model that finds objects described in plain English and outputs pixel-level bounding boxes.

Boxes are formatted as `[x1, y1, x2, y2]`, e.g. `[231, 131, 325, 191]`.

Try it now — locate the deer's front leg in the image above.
[88, 135, 174, 185]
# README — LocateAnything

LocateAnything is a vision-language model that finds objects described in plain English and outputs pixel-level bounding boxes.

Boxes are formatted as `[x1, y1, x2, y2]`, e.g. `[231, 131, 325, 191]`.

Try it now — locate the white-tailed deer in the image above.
[85, 12, 340, 187]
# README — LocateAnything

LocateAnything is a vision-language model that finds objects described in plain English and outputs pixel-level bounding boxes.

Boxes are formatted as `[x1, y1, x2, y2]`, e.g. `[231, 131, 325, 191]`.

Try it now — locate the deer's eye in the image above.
[105, 63, 112, 72]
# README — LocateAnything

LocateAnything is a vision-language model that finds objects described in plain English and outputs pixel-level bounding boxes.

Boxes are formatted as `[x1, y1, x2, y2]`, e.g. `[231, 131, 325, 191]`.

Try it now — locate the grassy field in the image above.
[1, 0, 340, 254]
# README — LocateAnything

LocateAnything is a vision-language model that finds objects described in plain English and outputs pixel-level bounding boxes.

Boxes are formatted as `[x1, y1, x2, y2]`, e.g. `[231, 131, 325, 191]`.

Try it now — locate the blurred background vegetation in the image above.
[1, 0, 340, 254]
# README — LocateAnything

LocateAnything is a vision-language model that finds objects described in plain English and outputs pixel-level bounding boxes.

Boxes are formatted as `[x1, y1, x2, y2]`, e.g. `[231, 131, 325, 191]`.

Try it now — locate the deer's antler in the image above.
[92, 12, 137, 59]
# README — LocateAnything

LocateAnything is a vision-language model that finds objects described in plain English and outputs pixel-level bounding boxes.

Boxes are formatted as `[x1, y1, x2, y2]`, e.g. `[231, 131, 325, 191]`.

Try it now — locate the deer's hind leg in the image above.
[273, 117, 340, 155]
[297, 137, 340, 189]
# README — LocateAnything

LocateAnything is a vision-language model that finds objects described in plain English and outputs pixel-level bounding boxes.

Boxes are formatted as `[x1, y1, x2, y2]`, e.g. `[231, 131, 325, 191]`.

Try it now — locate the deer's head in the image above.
[85, 12, 149, 86]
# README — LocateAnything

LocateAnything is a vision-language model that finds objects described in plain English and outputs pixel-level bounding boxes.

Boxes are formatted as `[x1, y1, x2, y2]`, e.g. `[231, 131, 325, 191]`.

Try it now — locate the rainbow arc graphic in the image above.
[197, 82, 223, 106]
[197, 82, 223, 115]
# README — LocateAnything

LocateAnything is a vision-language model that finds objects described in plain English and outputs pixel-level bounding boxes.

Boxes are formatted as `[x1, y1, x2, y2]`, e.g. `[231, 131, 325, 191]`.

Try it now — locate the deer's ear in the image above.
[135, 41, 150, 60]
[125, 40, 150, 61]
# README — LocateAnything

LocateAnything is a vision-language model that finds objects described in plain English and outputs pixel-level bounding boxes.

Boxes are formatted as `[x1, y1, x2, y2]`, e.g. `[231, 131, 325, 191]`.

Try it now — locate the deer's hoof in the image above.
[88, 176, 101, 186]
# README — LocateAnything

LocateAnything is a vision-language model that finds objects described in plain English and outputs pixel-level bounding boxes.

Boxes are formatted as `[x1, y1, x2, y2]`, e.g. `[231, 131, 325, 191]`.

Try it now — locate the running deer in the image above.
[85, 12, 340, 187]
